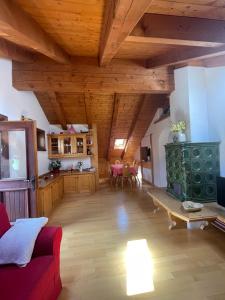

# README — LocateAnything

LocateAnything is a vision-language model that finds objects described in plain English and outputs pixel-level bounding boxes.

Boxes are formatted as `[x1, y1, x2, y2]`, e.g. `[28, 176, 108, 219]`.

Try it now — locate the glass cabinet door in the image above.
[75, 135, 86, 155]
[50, 137, 61, 156]
[61, 136, 72, 156]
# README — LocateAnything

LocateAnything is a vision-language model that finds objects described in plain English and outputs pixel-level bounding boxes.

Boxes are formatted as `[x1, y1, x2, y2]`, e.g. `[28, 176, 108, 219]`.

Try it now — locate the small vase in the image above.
[178, 132, 186, 142]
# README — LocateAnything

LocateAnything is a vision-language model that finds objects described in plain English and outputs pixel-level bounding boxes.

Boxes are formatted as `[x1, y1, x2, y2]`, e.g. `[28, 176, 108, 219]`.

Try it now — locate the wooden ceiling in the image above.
[1, 0, 225, 160]
[14, 0, 104, 57]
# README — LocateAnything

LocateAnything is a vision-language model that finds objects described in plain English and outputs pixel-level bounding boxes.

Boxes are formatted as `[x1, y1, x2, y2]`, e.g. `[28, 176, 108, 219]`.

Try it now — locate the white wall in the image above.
[170, 68, 191, 140]
[0, 58, 50, 175]
[205, 67, 225, 176]
[188, 67, 209, 142]
[141, 109, 170, 187]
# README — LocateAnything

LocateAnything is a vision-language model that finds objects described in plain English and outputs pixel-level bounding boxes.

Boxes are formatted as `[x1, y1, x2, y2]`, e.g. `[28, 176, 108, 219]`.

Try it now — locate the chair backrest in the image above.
[131, 160, 136, 167]
[123, 165, 131, 177]
[0, 203, 11, 237]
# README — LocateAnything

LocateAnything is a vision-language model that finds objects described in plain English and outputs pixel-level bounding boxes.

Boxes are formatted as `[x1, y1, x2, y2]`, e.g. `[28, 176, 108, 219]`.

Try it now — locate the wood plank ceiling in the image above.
[1, 0, 225, 161]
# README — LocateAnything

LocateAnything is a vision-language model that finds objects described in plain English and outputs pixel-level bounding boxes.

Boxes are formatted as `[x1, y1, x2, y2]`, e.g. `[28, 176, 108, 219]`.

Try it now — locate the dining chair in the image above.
[131, 160, 136, 167]
[108, 162, 114, 185]
[121, 164, 133, 189]
[132, 162, 140, 186]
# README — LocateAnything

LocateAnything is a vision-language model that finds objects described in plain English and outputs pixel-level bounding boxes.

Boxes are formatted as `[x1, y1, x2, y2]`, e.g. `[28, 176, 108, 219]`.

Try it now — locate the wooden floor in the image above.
[49, 183, 225, 300]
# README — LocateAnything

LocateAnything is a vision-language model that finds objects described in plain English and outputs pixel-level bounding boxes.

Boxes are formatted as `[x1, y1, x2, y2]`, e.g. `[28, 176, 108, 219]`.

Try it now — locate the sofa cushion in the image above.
[0, 217, 48, 266]
[0, 203, 10, 238]
[0, 256, 58, 300]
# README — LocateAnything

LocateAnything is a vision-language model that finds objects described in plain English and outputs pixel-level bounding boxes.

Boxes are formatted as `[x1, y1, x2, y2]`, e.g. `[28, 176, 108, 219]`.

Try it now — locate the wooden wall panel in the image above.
[35, 92, 59, 123]
[85, 94, 115, 158]
[3, 190, 29, 221]
[57, 93, 87, 124]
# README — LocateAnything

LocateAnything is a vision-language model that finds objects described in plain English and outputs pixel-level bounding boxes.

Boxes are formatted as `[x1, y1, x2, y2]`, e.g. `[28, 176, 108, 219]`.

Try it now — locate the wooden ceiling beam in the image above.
[48, 92, 67, 130]
[147, 1, 225, 21]
[0, 0, 70, 63]
[147, 44, 225, 68]
[107, 94, 120, 160]
[0, 38, 34, 62]
[13, 57, 173, 94]
[99, 0, 153, 66]
[127, 14, 225, 48]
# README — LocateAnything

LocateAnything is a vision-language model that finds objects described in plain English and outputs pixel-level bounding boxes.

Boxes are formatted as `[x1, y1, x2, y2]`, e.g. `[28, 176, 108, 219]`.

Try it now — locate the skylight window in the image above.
[114, 139, 126, 149]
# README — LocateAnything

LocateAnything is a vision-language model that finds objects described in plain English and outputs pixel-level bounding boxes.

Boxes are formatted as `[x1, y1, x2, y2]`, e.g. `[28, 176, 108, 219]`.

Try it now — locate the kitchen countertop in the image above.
[38, 170, 96, 189]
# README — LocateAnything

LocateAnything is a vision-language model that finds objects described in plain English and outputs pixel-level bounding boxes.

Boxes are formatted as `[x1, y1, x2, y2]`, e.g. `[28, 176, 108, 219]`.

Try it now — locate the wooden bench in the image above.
[147, 188, 225, 230]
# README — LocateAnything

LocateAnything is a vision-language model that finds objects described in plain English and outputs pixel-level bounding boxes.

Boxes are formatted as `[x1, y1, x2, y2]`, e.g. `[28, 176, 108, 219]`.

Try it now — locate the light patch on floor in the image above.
[126, 239, 154, 296]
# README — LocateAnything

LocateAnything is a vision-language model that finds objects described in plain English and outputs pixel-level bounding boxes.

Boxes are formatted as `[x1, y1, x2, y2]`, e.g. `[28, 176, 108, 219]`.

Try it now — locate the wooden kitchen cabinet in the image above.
[74, 134, 87, 157]
[63, 173, 95, 194]
[63, 175, 79, 193]
[78, 174, 95, 193]
[48, 134, 87, 159]
[38, 171, 96, 217]
[38, 176, 64, 217]
[38, 185, 52, 217]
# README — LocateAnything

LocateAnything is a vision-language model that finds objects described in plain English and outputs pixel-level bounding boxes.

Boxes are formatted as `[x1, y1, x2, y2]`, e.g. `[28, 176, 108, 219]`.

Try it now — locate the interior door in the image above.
[0, 121, 38, 221]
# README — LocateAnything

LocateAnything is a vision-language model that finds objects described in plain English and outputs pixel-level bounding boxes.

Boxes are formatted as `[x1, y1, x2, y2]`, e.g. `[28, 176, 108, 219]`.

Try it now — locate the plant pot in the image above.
[178, 132, 186, 142]
[52, 168, 60, 174]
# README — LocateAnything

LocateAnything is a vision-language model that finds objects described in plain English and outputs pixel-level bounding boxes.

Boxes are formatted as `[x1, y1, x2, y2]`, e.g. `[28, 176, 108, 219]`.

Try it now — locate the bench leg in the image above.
[168, 212, 177, 230]
[154, 207, 160, 214]
[200, 221, 209, 230]
[152, 199, 160, 214]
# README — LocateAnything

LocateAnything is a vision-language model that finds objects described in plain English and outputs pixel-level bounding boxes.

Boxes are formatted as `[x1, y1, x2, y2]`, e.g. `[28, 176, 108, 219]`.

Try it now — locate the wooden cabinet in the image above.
[38, 172, 96, 216]
[38, 176, 64, 217]
[74, 134, 87, 157]
[38, 185, 52, 217]
[47, 124, 99, 191]
[61, 136, 73, 157]
[64, 175, 79, 193]
[63, 173, 96, 194]
[48, 134, 88, 159]
[48, 136, 61, 158]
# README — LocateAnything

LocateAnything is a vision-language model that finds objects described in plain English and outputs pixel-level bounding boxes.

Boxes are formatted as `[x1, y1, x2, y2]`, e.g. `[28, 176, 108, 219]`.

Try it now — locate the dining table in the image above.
[110, 164, 137, 177]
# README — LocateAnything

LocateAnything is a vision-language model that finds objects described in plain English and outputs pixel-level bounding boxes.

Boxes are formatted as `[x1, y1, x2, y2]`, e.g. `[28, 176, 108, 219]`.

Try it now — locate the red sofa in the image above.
[0, 203, 62, 300]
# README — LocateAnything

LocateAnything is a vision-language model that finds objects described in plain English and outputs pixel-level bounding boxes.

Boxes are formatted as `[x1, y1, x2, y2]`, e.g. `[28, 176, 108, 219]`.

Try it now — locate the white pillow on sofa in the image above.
[0, 217, 48, 266]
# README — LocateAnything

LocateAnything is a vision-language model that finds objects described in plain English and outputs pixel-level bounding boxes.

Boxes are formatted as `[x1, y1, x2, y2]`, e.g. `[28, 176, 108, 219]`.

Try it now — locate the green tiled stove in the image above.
[165, 142, 220, 203]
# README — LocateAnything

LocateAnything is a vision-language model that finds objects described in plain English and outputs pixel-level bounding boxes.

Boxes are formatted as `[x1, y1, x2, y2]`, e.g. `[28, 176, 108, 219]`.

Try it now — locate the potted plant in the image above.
[77, 161, 83, 172]
[49, 160, 61, 173]
[171, 121, 186, 142]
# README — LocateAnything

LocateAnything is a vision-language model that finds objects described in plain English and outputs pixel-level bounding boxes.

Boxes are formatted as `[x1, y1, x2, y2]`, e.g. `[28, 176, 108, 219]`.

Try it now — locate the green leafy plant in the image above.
[49, 160, 61, 171]
[171, 121, 186, 133]
[77, 161, 83, 168]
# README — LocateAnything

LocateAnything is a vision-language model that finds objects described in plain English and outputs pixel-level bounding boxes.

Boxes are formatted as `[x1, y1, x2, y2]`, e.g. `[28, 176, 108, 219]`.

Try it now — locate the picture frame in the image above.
[37, 128, 46, 151]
